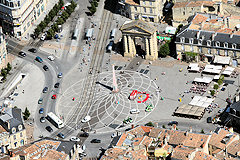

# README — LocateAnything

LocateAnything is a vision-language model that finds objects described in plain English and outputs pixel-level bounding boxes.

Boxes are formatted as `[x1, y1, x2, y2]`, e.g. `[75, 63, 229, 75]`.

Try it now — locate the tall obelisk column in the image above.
[112, 65, 119, 93]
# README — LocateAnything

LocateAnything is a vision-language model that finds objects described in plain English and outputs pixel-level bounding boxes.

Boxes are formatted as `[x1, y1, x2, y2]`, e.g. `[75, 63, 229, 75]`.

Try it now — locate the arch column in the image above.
[123, 35, 128, 54]
[145, 37, 150, 57]
[146, 33, 158, 60]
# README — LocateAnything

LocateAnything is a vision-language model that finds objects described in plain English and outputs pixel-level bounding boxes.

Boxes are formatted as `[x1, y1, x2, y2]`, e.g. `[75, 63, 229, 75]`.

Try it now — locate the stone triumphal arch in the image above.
[120, 20, 158, 61]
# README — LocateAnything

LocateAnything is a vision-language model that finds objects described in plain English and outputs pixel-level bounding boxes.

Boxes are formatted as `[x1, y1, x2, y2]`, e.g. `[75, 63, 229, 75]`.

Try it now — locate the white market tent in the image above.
[193, 77, 213, 84]
[222, 66, 235, 76]
[214, 55, 231, 65]
[188, 63, 200, 72]
[189, 96, 214, 108]
[213, 75, 220, 80]
[203, 65, 222, 74]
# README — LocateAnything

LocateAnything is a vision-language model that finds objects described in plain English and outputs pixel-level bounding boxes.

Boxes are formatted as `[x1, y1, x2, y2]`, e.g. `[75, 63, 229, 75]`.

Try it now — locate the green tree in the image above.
[44, 15, 51, 24]
[89, 3, 96, 15]
[220, 75, 225, 81]
[159, 41, 170, 57]
[92, 0, 98, 7]
[56, 17, 64, 25]
[39, 21, 47, 31]
[47, 28, 55, 39]
[210, 90, 215, 96]
[1, 68, 7, 79]
[61, 11, 69, 21]
[145, 121, 155, 127]
[66, 5, 74, 14]
[23, 107, 30, 120]
[201, 129, 205, 133]
[6, 62, 12, 74]
[58, 0, 64, 7]
[217, 79, 223, 85]
[52, 23, 59, 32]
[213, 84, 219, 90]
[53, 4, 58, 11]
[49, 10, 57, 20]
[71, 0, 77, 8]
[34, 26, 42, 36]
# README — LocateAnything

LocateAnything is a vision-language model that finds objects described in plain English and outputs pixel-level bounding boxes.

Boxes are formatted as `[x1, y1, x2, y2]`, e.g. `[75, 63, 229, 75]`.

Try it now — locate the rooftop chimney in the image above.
[197, 31, 200, 39]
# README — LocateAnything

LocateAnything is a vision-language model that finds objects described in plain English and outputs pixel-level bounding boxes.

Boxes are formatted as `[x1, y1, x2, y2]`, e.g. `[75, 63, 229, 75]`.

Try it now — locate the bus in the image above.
[47, 112, 64, 128]
[72, 29, 79, 40]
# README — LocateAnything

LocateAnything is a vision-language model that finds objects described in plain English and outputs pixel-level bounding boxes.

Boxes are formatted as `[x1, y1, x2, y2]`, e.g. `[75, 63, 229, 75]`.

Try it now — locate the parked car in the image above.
[18, 51, 26, 57]
[57, 133, 65, 139]
[81, 115, 91, 123]
[168, 121, 178, 126]
[123, 117, 133, 124]
[46, 126, 53, 132]
[111, 133, 117, 138]
[40, 33, 47, 41]
[57, 72, 63, 78]
[38, 98, 43, 104]
[48, 55, 55, 61]
[70, 136, 80, 142]
[43, 87, 48, 93]
[54, 82, 60, 88]
[29, 48, 37, 53]
[207, 117, 212, 123]
[43, 65, 49, 71]
[130, 108, 140, 114]
[40, 117, 46, 123]
[35, 56, 43, 63]
[79, 132, 89, 137]
[91, 139, 101, 143]
[39, 108, 44, 114]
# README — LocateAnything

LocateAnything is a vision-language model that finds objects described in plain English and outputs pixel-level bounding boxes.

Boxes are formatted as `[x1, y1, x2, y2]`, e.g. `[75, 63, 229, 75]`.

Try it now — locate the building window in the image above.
[12, 127, 16, 133]
[233, 51, 236, 57]
[224, 42, 228, 48]
[14, 135, 16, 140]
[216, 49, 220, 55]
[225, 50, 228, 56]
[14, 142, 17, 147]
[199, 47, 202, 53]
[208, 48, 211, 54]
[149, 1, 152, 5]
[23, 26, 26, 32]
[41, 5, 44, 11]
[189, 38, 193, 44]
[17, 1, 20, 6]
[183, 11, 185, 15]
[143, 7, 146, 12]
[190, 45, 193, 52]
[180, 37, 185, 43]
[150, 8, 153, 13]
[232, 43, 236, 49]
[143, 0, 145, 5]
[20, 133, 22, 137]
[181, 45, 185, 51]
[216, 41, 220, 47]
[207, 40, 211, 46]
[198, 39, 202, 45]
[10, 2, 13, 7]
[135, 7, 137, 11]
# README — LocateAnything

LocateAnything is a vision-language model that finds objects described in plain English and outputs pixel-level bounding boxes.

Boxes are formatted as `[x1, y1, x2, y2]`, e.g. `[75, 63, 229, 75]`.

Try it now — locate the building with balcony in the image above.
[0, 108, 27, 153]
[0, 27, 7, 69]
[0, 0, 47, 39]
[118, 0, 165, 23]
[175, 13, 240, 66]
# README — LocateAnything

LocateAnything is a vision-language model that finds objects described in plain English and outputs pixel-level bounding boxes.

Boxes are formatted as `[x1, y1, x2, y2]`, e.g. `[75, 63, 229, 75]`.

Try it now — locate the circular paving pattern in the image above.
[58, 70, 159, 133]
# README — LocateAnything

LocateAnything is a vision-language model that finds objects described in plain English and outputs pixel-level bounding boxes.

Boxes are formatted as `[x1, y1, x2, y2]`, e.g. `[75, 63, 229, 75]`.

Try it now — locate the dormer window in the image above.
[207, 40, 211, 46]
[12, 127, 16, 134]
[232, 43, 236, 49]
[180, 37, 185, 43]
[198, 39, 202, 45]
[215, 41, 220, 47]
[189, 38, 194, 44]
[18, 125, 22, 131]
[224, 42, 228, 48]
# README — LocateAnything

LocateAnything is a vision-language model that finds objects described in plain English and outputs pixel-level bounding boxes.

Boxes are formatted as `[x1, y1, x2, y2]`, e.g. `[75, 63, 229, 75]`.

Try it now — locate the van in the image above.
[107, 41, 114, 52]
[72, 29, 79, 40]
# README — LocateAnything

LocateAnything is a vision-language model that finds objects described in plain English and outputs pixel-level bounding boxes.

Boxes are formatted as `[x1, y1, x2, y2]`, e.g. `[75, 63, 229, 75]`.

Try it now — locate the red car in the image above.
[52, 94, 57, 99]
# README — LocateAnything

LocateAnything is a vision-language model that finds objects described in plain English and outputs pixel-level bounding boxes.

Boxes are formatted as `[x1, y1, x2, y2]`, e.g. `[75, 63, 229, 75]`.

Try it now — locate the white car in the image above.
[130, 109, 140, 114]
[111, 133, 117, 138]
[81, 115, 91, 123]
[48, 55, 55, 61]
[40, 33, 46, 41]
[70, 136, 80, 142]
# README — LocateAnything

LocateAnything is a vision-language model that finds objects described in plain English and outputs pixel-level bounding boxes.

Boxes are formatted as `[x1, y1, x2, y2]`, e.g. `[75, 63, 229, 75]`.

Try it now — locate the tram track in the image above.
[50, 9, 113, 138]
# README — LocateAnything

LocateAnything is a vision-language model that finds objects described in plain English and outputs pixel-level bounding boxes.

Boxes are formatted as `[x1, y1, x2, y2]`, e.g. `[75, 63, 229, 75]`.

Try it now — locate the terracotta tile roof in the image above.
[209, 128, 237, 150]
[202, 23, 223, 32]
[0, 125, 7, 134]
[193, 151, 218, 160]
[189, 24, 201, 30]
[183, 132, 210, 148]
[192, 14, 209, 25]
[139, 136, 152, 147]
[227, 140, 240, 156]
[171, 146, 195, 160]
[173, 1, 214, 8]
[173, 1, 189, 8]
[141, 126, 154, 133]
[168, 130, 186, 145]
[149, 128, 162, 138]
[229, 15, 240, 20]
[0, 153, 10, 160]
[234, 31, 240, 35]
[116, 133, 128, 147]
[101, 147, 147, 160]
[216, 28, 234, 34]
[125, 0, 139, 5]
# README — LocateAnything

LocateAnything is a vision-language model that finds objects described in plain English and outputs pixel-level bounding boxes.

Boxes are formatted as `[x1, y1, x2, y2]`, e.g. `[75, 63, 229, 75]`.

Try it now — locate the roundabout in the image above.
[58, 70, 160, 133]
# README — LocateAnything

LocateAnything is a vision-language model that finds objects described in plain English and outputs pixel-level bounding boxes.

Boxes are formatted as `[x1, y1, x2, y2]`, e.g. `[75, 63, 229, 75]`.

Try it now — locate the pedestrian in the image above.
[72, 97, 75, 101]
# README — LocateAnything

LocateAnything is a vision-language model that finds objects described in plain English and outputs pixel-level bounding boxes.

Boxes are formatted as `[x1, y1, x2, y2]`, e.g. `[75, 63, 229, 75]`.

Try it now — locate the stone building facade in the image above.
[0, 0, 47, 38]
[118, 0, 164, 23]
[0, 27, 7, 69]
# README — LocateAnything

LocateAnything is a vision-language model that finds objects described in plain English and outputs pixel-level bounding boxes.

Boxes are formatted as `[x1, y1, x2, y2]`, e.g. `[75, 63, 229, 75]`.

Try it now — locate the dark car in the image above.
[57, 133, 65, 139]
[79, 132, 89, 137]
[35, 56, 43, 63]
[54, 82, 60, 88]
[28, 48, 37, 53]
[207, 117, 212, 123]
[46, 126, 53, 132]
[43, 65, 49, 71]
[91, 139, 101, 143]
[39, 108, 44, 114]
[40, 117, 46, 123]
[43, 87, 48, 93]
[168, 121, 178, 126]
[18, 51, 26, 57]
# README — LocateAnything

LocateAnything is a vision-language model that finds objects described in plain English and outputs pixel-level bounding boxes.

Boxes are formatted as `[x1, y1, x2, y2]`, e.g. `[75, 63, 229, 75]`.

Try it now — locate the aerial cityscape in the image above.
[0, 0, 240, 159]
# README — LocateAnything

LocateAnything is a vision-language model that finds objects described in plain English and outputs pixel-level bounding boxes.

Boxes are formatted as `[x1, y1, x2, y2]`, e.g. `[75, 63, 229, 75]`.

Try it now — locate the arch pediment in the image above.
[122, 26, 152, 36]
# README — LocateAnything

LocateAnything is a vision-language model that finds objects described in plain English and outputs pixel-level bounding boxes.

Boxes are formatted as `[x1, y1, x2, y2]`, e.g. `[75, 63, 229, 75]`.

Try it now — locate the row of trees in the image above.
[1, 63, 12, 81]
[46, 0, 77, 39]
[211, 75, 224, 96]
[89, 0, 99, 15]
[34, 0, 64, 37]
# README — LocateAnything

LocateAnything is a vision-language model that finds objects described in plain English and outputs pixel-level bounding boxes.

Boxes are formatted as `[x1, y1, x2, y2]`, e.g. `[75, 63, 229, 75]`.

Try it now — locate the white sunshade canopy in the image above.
[189, 96, 214, 108]
[222, 66, 235, 75]
[188, 63, 200, 71]
[193, 77, 213, 84]
[214, 55, 231, 65]
[203, 65, 222, 74]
